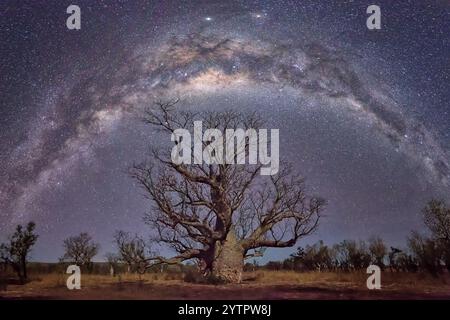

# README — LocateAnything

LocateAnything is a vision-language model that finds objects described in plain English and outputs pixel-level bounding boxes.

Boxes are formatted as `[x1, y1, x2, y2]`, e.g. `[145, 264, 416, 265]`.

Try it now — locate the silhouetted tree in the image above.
[333, 240, 370, 271]
[292, 241, 333, 271]
[423, 199, 450, 271]
[0, 222, 38, 283]
[408, 231, 442, 275]
[289, 247, 306, 271]
[113, 231, 154, 274]
[368, 236, 387, 270]
[60, 233, 99, 271]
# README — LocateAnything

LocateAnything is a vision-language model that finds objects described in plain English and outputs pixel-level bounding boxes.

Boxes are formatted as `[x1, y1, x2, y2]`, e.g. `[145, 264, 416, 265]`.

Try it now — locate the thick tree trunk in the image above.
[21, 257, 27, 281]
[209, 230, 244, 283]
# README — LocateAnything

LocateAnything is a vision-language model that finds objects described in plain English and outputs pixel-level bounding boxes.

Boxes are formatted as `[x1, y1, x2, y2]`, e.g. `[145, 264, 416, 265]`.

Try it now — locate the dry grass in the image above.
[245, 270, 449, 291]
[14, 270, 450, 286]
[19, 270, 450, 293]
[26, 271, 185, 289]
[2, 271, 449, 300]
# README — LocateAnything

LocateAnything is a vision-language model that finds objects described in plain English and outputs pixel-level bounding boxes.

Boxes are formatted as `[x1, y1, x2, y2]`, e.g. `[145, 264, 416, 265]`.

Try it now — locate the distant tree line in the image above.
[1, 199, 449, 285]
[261, 200, 450, 276]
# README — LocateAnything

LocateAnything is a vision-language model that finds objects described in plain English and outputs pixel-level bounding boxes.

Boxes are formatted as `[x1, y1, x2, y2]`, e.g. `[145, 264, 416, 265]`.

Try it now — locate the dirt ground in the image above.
[1, 271, 450, 300]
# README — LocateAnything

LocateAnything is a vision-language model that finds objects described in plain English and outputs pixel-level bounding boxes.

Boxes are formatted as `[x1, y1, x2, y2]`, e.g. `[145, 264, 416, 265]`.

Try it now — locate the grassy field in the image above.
[1, 270, 450, 300]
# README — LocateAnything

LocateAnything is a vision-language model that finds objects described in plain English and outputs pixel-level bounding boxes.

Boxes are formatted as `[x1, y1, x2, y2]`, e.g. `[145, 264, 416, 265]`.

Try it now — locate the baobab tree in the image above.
[131, 100, 325, 283]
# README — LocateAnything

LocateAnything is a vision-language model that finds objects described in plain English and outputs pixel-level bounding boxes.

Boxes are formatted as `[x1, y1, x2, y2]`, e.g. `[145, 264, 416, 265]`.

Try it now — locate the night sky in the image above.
[1, 0, 449, 262]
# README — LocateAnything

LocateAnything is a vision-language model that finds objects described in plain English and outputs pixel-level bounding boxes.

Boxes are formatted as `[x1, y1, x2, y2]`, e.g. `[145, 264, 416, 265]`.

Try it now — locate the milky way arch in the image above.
[3, 31, 449, 226]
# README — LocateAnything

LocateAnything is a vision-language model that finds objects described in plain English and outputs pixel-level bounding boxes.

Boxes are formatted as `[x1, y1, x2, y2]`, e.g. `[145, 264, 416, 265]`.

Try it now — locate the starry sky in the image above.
[0, 0, 449, 262]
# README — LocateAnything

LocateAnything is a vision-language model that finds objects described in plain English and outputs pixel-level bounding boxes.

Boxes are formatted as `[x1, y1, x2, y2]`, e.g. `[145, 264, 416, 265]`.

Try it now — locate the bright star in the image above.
[251, 12, 266, 19]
